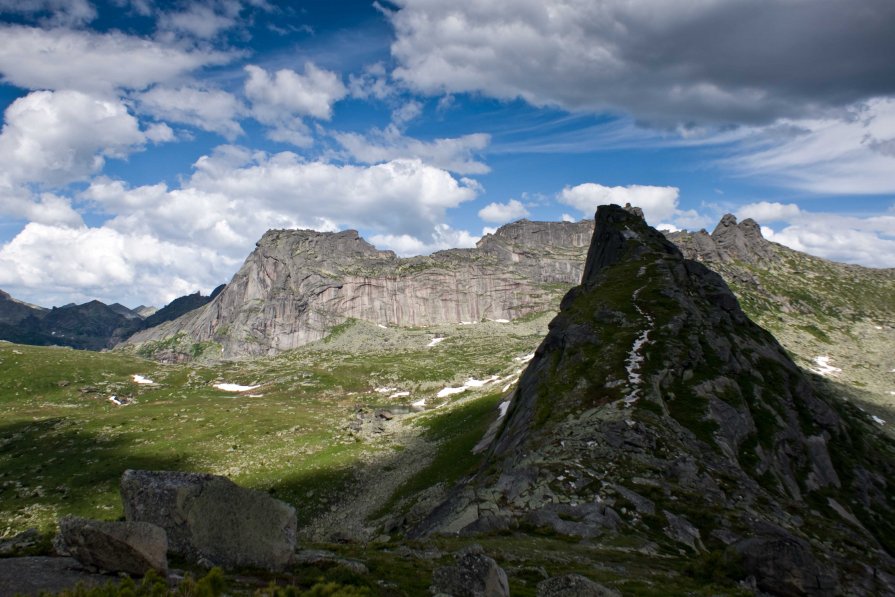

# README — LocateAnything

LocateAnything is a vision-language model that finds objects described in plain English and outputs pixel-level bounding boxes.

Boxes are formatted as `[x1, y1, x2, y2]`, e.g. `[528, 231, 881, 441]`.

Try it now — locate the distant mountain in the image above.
[413, 204, 895, 594]
[123, 220, 594, 359]
[0, 287, 225, 351]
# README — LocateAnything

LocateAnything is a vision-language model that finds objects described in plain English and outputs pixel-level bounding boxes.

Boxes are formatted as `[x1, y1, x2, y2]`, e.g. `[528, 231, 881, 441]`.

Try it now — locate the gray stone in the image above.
[729, 532, 838, 596]
[57, 516, 167, 576]
[537, 573, 620, 597]
[120, 469, 296, 571]
[524, 503, 621, 538]
[663, 510, 703, 552]
[0, 527, 39, 556]
[430, 545, 509, 597]
[0, 557, 111, 596]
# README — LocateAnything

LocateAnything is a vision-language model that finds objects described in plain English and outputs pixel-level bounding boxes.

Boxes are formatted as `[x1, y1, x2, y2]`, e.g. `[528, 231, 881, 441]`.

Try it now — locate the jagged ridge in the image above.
[411, 204, 895, 595]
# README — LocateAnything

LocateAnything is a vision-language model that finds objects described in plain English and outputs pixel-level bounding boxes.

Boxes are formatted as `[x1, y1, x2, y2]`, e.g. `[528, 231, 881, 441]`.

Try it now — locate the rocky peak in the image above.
[709, 213, 774, 264]
[416, 203, 895, 594]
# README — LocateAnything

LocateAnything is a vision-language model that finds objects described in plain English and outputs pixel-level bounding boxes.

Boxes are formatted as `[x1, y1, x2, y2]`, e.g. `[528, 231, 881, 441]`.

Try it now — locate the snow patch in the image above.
[623, 287, 654, 406]
[872, 415, 886, 426]
[108, 395, 123, 406]
[498, 400, 510, 419]
[437, 386, 467, 398]
[375, 387, 397, 394]
[213, 383, 261, 392]
[427, 337, 445, 347]
[132, 375, 155, 385]
[875, 326, 883, 330]
[812, 356, 842, 377]
[377, 324, 388, 329]
[459, 321, 477, 325]
[412, 398, 427, 408]
[389, 391, 410, 399]
[514, 353, 534, 363]
[491, 319, 510, 324]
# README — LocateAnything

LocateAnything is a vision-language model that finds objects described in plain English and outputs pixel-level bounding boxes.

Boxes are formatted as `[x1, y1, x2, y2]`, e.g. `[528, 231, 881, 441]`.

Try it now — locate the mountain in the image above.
[0, 288, 225, 351]
[123, 220, 593, 359]
[667, 216, 895, 408]
[410, 204, 895, 594]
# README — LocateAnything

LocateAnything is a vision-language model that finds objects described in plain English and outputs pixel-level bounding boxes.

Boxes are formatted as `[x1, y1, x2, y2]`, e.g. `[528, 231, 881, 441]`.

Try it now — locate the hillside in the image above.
[408, 205, 895, 594]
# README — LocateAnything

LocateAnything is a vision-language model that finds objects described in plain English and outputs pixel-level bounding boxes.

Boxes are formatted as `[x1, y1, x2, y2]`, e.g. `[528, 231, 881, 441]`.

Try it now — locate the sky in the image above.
[0, 0, 894, 308]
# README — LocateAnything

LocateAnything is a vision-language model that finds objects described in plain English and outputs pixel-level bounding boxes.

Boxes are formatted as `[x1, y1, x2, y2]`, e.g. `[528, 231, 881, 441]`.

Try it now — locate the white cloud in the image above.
[370, 224, 479, 257]
[0, 222, 237, 306]
[730, 98, 895, 194]
[0, 25, 230, 93]
[735, 201, 801, 223]
[763, 215, 895, 269]
[347, 62, 394, 100]
[561, 213, 576, 222]
[157, 2, 240, 39]
[478, 199, 529, 224]
[558, 182, 680, 224]
[0, 0, 96, 26]
[0, 90, 147, 187]
[244, 63, 347, 121]
[334, 127, 490, 175]
[136, 86, 245, 139]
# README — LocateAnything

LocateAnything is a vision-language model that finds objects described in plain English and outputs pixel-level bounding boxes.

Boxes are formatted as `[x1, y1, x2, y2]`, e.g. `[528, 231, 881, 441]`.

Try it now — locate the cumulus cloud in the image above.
[2, 146, 482, 305]
[735, 201, 801, 223]
[0, 25, 230, 93]
[0, 222, 237, 306]
[245, 63, 347, 121]
[558, 182, 680, 224]
[478, 199, 529, 224]
[334, 127, 490, 175]
[136, 86, 245, 139]
[387, 0, 895, 126]
[370, 224, 479, 257]
[763, 213, 895, 269]
[0, 90, 147, 187]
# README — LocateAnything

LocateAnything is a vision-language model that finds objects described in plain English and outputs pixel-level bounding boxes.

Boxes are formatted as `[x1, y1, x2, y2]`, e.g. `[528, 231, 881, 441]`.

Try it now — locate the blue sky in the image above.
[1, 0, 894, 307]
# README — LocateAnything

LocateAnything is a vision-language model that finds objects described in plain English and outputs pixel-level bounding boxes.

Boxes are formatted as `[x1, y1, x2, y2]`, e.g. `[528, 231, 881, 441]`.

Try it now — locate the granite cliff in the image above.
[409, 205, 895, 595]
[124, 219, 594, 359]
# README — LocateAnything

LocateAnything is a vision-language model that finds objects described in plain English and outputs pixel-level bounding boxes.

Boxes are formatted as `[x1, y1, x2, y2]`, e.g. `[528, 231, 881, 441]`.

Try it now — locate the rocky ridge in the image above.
[124, 219, 593, 359]
[409, 204, 895, 595]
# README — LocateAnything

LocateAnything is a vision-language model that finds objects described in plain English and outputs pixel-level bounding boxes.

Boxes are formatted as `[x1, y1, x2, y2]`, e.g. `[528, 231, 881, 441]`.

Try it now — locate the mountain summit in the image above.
[413, 204, 895, 595]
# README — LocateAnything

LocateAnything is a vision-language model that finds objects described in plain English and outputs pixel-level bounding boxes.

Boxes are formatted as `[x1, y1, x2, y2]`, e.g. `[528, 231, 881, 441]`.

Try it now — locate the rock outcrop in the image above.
[120, 469, 297, 571]
[124, 220, 594, 359]
[56, 516, 167, 576]
[429, 544, 510, 597]
[413, 204, 895, 594]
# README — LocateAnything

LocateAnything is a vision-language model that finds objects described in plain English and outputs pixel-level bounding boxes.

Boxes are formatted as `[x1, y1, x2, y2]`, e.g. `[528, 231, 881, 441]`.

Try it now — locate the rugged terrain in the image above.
[406, 205, 895, 594]
[123, 220, 593, 359]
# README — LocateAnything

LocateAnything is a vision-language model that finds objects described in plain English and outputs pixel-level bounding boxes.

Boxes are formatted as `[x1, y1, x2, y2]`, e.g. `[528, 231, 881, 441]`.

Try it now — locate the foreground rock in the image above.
[430, 545, 509, 597]
[537, 573, 620, 597]
[56, 516, 167, 576]
[120, 469, 296, 571]
[0, 557, 110, 596]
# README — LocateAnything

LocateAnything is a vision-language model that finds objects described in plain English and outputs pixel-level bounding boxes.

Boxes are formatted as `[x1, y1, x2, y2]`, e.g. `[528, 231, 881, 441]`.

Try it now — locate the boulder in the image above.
[430, 544, 509, 597]
[729, 531, 838, 596]
[56, 516, 167, 576]
[537, 573, 620, 597]
[120, 469, 296, 571]
[0, 557, 110, 596]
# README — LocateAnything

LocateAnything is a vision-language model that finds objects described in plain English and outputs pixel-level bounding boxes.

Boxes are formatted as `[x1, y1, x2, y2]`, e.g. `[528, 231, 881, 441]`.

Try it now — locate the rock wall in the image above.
[125, 220, 595, 358]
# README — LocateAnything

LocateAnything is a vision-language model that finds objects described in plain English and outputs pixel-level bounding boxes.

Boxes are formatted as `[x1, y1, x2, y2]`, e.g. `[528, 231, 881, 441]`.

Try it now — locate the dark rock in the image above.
[537, 573, 620, 597]
[120, 469, 296, 571]
[729, 531, 838, 596]
[0, 527, 40, 556]
[0, 557, 111, 596]
[56, 516, 167, 576]
[430, 544, 509, 597]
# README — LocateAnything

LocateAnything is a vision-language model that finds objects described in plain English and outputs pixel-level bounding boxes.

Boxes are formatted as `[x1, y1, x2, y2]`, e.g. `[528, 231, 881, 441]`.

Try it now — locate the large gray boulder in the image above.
[537, 573, 620, 597]
[430, 544, 509, 597]
[120, 469, 297, 571]
[729, 531, 838, 596]
[56, 516, 167, 576]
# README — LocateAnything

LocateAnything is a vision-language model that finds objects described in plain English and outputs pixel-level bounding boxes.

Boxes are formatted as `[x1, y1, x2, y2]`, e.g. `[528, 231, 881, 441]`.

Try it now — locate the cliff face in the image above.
[412, 205, 895, 595]
[124, 220, 595, 359]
